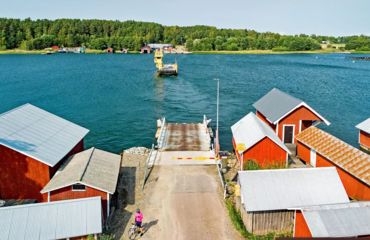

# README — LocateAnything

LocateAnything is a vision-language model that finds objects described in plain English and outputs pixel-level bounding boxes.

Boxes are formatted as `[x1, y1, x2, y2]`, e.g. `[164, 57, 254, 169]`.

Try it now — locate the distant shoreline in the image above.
[1, 49, 369, 55]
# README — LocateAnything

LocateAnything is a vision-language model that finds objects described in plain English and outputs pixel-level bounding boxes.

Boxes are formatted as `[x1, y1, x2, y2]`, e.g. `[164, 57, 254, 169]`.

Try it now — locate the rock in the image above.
[123, 147, 150, 155]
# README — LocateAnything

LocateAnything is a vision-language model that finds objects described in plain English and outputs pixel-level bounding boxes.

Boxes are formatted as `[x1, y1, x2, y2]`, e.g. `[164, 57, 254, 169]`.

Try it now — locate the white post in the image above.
[215, 78, 220, 157]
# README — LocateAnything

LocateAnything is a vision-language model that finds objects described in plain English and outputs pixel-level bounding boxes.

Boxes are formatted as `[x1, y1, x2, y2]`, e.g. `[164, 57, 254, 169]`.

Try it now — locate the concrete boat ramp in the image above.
[153, 118, 218, 166]
[130, 118, 240, 239]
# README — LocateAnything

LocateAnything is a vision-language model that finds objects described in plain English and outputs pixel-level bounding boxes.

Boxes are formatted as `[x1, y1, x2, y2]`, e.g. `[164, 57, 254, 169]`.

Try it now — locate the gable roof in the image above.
[0, 197, 102, 240]
[41, 147, 121, 194]
[231, 112, 290, 154]
[0, 104, 89, 167]
[301, 201, 370, 237]
[356, 118, 370, 134]
[296, 126, 370, 185]
[238, 167, 349, 212]
[252, 88, 330, 125]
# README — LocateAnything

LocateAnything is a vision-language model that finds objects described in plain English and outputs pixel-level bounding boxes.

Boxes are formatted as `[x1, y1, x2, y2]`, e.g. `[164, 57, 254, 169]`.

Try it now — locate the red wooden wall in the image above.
[297, 141, 370, 200]
[0, 139, 84, 202]
[277, 106, 321, 144]
[233, 137, 287, 168]
[294, 210, 312, 237]
[359, 130, 370, 149]
[48, 185, 108, 220]
[256, 111, 276, 131]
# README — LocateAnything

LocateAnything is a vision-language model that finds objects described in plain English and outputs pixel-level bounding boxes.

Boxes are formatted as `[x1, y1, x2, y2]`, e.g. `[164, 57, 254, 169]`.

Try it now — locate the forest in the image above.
[1, 18, 370, 51]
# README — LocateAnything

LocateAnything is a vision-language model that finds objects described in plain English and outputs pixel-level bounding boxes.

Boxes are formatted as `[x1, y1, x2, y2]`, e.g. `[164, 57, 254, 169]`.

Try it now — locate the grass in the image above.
[191, 49, 354, 54]
[0, 49, 47, 54]
[225, 198, 292, 239]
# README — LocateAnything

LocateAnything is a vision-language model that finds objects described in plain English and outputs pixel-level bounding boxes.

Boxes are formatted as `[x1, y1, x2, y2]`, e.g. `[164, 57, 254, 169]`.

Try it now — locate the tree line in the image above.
[0, 18, 369, 51]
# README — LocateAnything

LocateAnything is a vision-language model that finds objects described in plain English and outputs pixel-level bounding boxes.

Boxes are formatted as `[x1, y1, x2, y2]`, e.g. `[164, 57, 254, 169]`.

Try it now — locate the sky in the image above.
[1, 0, 370, 36]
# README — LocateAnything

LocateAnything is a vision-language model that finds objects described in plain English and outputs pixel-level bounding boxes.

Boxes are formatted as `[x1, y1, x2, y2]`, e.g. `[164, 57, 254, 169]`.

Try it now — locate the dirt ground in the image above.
[109, 153, 241, 240]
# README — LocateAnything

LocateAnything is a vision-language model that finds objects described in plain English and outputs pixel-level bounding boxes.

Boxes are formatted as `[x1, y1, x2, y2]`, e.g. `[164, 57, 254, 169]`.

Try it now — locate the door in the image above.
[283, 125, 294, 144]
[310, 149, 317, 167]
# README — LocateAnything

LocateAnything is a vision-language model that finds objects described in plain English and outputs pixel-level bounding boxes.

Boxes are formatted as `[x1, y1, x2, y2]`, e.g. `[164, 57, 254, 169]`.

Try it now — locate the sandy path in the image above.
[137, 165, 241, 240]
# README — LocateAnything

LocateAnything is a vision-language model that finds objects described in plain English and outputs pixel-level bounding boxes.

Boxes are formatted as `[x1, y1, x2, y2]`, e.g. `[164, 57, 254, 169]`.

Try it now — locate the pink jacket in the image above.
[135, 212, 143, 222]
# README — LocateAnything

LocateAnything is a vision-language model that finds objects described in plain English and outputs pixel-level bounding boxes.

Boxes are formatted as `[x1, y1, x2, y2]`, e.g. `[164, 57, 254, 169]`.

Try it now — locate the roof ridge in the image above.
[272, 88, 303, 104]
[79, 147, 95, 182]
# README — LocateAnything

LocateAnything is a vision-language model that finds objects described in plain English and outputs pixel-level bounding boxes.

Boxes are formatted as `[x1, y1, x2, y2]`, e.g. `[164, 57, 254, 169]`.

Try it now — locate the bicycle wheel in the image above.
[128, 227, 137, 240]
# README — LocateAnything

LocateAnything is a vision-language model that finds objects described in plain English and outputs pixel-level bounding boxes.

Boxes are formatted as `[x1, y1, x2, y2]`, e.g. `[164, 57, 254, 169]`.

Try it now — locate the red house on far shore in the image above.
[231, 112, 290, 168]
[0, 104, 89, 202]
[253, 88, 330, 145]
[41, 147, 122, 222]
[356, 118, 370, 152]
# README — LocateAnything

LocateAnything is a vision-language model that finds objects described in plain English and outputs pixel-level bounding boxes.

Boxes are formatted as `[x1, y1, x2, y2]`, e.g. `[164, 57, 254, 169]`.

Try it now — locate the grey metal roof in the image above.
[252, 88, 330, 125]
[0, 104, 89, 167]
[0, 197, 102, 240]
[301, 201, 370, 237]
[238, 167, 349, 212]
[356, 118, 370, 134]
[41, 147, 121, 194]
[148, 43, 173, 49]
[231, 112, 290, 154]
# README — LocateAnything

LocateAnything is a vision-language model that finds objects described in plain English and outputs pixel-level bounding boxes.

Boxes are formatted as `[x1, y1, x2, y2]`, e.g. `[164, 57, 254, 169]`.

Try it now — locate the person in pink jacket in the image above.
[135, 208, 144, 235]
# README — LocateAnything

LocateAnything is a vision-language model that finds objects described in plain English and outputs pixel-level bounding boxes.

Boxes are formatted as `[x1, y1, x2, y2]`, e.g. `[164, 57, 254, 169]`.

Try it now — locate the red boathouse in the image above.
[41, 147, 122, 222]
[253, 88, 330, 144]
[356, 118, 370, 152]
[296, 126, 370, 200]
[231, 112, 290, 168]
[0, 104, 89, 202]
[294, 202, 370, 238]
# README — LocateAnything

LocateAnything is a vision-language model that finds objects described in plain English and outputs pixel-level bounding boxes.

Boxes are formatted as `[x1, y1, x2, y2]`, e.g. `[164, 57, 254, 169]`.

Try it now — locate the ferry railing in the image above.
[157, 117, 166, 149]
[142, 143, 158, 190]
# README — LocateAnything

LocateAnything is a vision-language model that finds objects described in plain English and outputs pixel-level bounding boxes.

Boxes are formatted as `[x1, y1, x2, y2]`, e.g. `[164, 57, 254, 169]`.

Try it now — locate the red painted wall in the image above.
[256, 111, 276, 131]
[0, 139, 84, 202]
[297, 141, 370, 200]
[294, 210, 312, 237]
[233, 137, 287, 168]
[277, 106, 322, 144]
[48, 185, 108, 220]
[359, 130, 370, 149]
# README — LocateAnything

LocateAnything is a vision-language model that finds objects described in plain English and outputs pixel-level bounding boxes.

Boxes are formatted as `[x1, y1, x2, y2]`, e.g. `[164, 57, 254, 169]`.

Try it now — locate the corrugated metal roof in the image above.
[356, 118, 370, 134]
[296, 126, 370, 185]
[0, 197, 102, 240]
[252, 88, 330, 125]
[301, 201, 370, 237]
[238, 167, 349, 212]
[0, 104, 89, 167]
[41, 147, 121, 194]
[231, 112, 290, 154]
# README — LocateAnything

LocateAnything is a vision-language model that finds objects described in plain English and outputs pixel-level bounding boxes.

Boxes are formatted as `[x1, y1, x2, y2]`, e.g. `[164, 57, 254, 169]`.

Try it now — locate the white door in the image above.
[310, 149, 317, 167]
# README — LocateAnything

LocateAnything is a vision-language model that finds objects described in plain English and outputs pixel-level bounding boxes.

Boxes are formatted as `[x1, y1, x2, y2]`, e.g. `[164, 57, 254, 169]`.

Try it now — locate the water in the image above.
[0, 53, 369, 153]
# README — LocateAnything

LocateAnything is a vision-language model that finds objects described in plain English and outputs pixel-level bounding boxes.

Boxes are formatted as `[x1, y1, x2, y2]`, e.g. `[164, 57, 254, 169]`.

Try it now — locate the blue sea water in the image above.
[0, 53, 369, 153]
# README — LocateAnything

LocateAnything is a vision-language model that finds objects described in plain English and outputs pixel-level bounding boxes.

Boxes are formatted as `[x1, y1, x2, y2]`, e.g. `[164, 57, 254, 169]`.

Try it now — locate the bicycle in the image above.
[128, 222, 144, 239]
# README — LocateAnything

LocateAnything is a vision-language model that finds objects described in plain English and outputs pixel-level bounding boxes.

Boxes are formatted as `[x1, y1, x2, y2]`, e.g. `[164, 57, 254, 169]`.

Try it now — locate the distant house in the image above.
[141, 46, 151, 54]
[147, 43, 173, 50]
[41, 147, 121, 222]
[0, 104, 89, 202]
[106, 47, 114, 53]
[294, 201, 370, 238]
[296, 126, 370, 200]
[231, 112, 290, 168]
[253, 88, 330, 144]
[51, 45, 59, 51]
[237, 168, 349, 235]
[0, 197, 102, 239]
[356, 118, 370, 152]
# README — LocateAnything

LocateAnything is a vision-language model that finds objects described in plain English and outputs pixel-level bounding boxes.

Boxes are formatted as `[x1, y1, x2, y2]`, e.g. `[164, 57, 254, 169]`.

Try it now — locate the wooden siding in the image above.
[0, 139, 84, 202]
[297, 141, 370, 200]
[0, 144, 51, 202]
[359, 130, 370, 150]
[278, 106, 322, 144]
[48, 185, 108, 220]
[294, 210, 312, 237]
[236, 197, 294, 235]
[256, 111, 276, 130]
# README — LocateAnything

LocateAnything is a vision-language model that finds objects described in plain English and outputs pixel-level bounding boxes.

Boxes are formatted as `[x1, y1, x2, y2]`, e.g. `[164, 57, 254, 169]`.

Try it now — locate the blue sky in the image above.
[1, 0, 369, 36]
